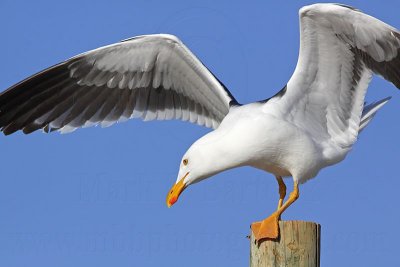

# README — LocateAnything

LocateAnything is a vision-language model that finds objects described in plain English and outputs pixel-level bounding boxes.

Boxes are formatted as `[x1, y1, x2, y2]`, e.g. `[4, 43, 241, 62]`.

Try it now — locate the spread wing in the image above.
[270, 4, 400, 150]
[0, 34, 238, 135]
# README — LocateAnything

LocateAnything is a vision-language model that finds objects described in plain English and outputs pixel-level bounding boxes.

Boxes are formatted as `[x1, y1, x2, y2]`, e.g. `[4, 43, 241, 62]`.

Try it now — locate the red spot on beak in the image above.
[169, 196, 178, 207]
[166, 173, 188, 208]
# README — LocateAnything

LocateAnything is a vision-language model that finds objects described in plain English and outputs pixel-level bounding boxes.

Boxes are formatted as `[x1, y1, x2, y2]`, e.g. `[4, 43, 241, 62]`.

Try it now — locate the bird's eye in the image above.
[183, 159, 188, 166]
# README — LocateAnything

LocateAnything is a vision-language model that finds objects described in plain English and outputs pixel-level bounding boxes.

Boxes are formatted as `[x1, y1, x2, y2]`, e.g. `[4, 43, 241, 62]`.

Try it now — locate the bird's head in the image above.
[165, 156, 192, 208]
[166, 130, 238, 208]
[166, 144, 210, 208]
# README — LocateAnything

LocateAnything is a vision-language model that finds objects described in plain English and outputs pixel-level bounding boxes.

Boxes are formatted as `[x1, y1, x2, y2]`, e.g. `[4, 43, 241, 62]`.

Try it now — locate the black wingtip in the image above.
[2, 123, 20, 136]
[22, 125, 39, 135]
[1, 129, 11, 136]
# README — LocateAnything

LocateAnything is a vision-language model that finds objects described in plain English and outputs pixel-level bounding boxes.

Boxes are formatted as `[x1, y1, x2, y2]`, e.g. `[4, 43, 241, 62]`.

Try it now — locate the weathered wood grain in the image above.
[250, 221, 321, 267]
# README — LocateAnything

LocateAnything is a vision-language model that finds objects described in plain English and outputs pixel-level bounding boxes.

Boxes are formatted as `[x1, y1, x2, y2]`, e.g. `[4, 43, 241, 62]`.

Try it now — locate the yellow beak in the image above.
[166, 173, 188, 208]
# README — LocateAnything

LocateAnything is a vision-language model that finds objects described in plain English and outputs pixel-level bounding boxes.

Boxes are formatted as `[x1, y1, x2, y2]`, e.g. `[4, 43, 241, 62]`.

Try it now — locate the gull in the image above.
[0, 3, 399, 242]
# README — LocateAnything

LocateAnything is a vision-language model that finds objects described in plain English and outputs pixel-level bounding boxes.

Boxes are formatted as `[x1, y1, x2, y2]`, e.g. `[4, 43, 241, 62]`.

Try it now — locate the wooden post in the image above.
[250, 221, 321, 267]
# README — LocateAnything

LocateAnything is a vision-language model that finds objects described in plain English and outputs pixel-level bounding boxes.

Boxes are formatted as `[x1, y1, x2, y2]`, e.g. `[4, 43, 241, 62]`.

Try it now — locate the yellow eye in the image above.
[183, 159, 188, 166]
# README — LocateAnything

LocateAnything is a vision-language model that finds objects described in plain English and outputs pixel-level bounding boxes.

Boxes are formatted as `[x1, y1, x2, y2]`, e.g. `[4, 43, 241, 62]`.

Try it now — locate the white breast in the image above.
[218, 103, 340, 183]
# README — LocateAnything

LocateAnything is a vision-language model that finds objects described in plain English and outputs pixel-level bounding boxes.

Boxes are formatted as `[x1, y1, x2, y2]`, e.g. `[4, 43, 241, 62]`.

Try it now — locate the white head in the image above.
[166, 129, 246, 207]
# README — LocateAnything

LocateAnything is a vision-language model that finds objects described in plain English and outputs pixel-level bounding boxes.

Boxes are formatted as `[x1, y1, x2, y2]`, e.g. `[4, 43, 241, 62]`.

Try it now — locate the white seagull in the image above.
[0, 3, 399, 241]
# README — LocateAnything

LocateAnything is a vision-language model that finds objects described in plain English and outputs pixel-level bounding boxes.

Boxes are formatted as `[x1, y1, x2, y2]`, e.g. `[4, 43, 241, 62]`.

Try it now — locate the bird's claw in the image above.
[251, 211, 280, 242]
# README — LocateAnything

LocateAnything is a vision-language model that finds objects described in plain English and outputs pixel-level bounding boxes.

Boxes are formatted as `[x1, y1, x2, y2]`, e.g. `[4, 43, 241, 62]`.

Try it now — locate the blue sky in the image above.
[0, 1, 399, 266]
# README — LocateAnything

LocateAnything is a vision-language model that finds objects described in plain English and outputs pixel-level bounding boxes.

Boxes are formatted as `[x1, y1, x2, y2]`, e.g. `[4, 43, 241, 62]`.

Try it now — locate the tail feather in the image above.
[359, 97, 391, 132]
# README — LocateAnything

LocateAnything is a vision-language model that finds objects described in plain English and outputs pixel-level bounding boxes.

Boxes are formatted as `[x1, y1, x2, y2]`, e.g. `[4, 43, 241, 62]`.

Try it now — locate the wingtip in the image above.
[2, 124, 20, 136]
[378, 96, 392, 104]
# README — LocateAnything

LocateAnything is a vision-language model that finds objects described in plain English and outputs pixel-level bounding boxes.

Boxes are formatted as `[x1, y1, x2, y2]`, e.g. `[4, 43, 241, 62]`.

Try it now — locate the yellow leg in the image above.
[251, 181, 299, 242]
[276, 176, 286, 210]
